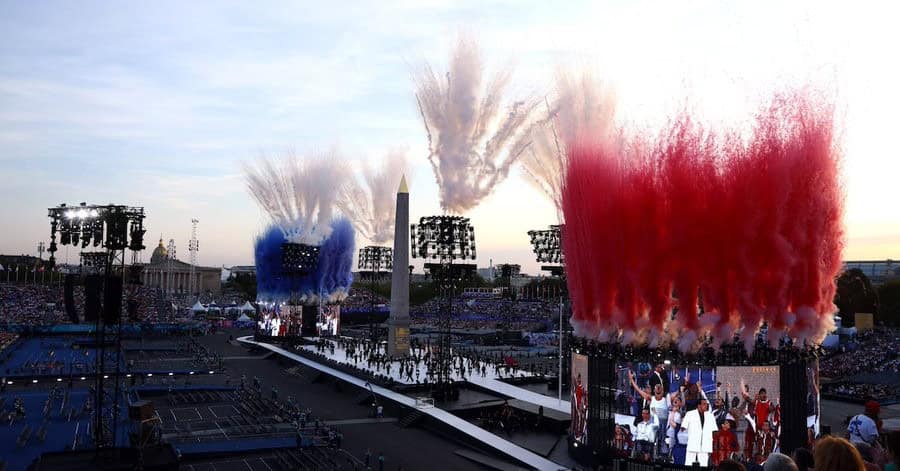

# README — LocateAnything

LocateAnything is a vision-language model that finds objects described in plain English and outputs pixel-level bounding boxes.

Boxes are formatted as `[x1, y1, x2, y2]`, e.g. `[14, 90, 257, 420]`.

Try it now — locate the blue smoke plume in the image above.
[254, 218, 356, 304]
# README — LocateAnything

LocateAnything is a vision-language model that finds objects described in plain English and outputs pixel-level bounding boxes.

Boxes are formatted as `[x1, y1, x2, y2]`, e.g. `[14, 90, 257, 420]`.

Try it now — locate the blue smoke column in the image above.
[314, 218, 355, 302]
[254, 218, 356, 304]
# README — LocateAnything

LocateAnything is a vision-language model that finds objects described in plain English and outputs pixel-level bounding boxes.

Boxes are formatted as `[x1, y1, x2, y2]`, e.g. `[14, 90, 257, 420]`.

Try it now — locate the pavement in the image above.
[192, 329, 498, 470]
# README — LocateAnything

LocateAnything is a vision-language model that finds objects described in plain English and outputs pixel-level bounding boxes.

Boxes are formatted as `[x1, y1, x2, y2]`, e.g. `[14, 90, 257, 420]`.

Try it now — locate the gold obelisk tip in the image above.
[398, 175, 408, 194]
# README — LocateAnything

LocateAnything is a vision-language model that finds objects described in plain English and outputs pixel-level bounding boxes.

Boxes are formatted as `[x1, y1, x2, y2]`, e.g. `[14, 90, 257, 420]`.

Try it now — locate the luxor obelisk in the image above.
[388, 175, 410, 357]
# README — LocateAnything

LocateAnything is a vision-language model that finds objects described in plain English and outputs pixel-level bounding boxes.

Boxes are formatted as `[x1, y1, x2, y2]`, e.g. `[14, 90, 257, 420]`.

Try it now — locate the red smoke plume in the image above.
[561, 92, 842, 351]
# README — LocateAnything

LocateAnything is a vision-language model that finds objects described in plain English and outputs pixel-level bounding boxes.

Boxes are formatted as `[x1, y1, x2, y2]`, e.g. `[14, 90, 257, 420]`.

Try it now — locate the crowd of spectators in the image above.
[341, 289, 388, 310]
[0, 331, 17, 353]
[819, 327, 900, 402]
[410, 294, 556, 332]
[821, 382, 900, 404]
[820, 328, 900, 379]
[0, 281, 249, 326]
[0, 282, 73, 325]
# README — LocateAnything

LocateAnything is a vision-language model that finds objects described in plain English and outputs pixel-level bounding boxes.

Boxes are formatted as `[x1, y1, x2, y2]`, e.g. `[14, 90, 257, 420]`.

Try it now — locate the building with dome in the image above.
[137, 237, 221, 294]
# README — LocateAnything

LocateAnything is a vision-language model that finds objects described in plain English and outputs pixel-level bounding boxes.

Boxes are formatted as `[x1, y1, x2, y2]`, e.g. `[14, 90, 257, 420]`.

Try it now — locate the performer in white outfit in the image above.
[681, 398, 718, 467]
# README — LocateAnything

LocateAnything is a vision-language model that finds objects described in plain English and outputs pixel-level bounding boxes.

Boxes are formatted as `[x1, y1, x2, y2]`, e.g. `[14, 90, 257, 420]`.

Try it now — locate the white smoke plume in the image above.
[336, 149, 409, 246]
[414, 36, 538, 213]
[515, 71, 616, 214]
[243, 149, 350, 245]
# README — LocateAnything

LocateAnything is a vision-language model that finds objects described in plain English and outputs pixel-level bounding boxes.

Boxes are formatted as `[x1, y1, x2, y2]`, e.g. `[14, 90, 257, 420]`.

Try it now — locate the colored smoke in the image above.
[515, 71, 616, 215]
[414, 36, 538, 213]
[243, 150, 350, 245]
[254, 218, 356, 305]
[337, 149, 408, 245]
[561, 92, 842, 351]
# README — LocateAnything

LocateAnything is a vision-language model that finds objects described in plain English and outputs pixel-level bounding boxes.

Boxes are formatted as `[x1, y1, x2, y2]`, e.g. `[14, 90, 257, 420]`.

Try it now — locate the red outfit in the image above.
[713, 429, 739, 465]
[752, 429, 777, 463]
[752, 399, 771, 429]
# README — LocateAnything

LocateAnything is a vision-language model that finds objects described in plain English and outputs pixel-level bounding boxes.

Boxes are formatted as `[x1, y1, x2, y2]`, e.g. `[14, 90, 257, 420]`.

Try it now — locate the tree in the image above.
[877, 280, 900, 326]
[833, 268, 878, 327]
[225, 273, 257, 301]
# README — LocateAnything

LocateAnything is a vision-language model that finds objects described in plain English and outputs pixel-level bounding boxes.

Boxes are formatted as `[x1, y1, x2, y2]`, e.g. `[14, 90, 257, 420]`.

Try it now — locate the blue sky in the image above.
[2, 1, 898, 273]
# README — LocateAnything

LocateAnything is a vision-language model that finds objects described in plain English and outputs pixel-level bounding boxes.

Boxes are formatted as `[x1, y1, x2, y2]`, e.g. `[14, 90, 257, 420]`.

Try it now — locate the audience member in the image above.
[814, 436, 866, 471]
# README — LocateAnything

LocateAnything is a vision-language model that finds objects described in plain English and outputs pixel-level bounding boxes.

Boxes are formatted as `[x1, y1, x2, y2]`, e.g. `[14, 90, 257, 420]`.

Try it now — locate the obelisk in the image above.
[388, 175, 410, 357]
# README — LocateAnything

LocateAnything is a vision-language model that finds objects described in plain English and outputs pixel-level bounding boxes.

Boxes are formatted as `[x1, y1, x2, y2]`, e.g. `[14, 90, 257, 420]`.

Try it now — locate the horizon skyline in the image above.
[2, 1, 899, 275]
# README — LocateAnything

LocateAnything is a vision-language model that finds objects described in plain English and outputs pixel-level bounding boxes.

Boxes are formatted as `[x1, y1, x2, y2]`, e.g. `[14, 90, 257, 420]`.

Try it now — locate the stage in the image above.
[296, 338, 572, 415]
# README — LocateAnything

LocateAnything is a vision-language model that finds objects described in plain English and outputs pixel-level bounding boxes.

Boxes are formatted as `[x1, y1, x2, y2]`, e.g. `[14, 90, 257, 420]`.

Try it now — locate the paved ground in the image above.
[191, 329, 496, 470]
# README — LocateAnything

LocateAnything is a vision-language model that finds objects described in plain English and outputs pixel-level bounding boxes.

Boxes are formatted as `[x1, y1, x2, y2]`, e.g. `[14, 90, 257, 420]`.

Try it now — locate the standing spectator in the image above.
[791, 447, 814, 471]
[716, 459, 746, 471]
[763, 453, 798, 471]
[848, 401, 881, 446]
[884, 430, 900, 471]
[814, 436, 866, 471]
[378, 451, 385, 471]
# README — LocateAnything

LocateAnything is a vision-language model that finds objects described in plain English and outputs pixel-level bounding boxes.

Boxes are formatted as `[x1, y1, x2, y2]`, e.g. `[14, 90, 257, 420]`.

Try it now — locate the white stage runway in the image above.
[297, 338, 571, 415]
[238, 336, 567, 471]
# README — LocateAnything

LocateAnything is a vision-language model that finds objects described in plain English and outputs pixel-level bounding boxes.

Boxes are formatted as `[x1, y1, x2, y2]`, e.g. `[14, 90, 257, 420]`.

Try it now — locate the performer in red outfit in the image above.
[712, 419, 739, 466]
[752, 421, 778, 463]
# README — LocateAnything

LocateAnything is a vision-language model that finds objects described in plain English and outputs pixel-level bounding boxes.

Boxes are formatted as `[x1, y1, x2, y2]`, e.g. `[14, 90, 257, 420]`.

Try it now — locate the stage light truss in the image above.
[282, 243, 320, 275]
[528, 225, 564, 265]
[410, 215, 476, 262]
[497, 263, 520, 279]
[423, 262, 477, 281]
[358, 245, 393, 272]
[47, 203, 146, 258]
[80, 251, 109, 273]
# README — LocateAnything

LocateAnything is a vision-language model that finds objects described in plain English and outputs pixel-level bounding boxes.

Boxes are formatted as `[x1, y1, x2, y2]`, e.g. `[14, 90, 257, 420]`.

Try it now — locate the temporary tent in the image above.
[191, 301, 207, 313]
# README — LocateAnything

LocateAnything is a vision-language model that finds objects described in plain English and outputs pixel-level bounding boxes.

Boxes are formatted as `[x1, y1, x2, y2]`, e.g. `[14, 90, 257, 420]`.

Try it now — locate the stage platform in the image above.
[298, 338, 571, 415]
[238, 336, 566, 471]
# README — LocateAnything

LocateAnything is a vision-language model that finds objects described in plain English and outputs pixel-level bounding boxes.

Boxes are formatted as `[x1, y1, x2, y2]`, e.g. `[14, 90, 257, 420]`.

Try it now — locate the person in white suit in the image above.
[681, 398, 718, 467]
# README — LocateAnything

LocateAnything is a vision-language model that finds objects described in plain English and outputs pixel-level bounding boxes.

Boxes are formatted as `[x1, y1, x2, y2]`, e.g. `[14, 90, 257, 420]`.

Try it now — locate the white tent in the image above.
[236, 313, 252, 322]
[240, 301, 255, 312]
[0, 264, 5, 271]
[207, 301, 221, 311]
[191, 301, 207, 312]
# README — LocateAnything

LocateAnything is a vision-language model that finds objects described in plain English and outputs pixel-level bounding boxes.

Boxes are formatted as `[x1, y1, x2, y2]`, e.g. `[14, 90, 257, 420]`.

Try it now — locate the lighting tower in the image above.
[410, 215, 476, 400]
[189, 219, 199, 297]
[166, 238, 177, 293]
[47, 202, 146, 449]
[358, 246, 392, 343]
[527, 224, 568, 403]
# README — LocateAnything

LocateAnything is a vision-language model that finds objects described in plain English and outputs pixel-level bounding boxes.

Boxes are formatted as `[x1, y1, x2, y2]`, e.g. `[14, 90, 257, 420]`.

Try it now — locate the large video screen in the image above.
[604, 360, 817, 466]
[807, 360, 820, 441]
[317, 304, 340, 336]
[612, 361, 716, 460]
[257, 304, 304, 337]
[571, 353, 589, 444]
[713, 366, 780, 466]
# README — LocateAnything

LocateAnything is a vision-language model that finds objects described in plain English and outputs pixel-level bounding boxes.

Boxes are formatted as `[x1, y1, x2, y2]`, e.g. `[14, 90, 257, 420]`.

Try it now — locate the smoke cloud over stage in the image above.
[561, 92, 843, 351]
[254, 219, 355, 305]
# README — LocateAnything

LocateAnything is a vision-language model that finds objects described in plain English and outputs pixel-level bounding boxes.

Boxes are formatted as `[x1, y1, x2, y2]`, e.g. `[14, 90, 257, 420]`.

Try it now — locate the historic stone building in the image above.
[138, 237, 221, 294]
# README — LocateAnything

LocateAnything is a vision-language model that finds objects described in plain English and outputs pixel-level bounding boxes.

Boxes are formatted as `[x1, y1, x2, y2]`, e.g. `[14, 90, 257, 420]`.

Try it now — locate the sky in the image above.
[1, 0, 898, 275]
